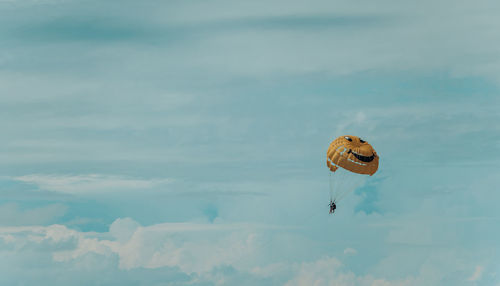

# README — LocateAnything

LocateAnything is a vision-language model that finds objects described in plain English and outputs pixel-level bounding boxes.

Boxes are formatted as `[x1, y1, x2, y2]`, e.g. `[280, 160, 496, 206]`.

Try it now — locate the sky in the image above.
[1, 0, 500, 285]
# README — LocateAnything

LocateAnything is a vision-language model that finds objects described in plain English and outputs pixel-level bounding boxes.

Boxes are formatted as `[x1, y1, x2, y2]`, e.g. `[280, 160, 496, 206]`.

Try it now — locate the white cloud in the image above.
[0, 219, 270, 276]
[1, 219, 498, 286]
[285, 257, 413, 286]
[13, 174, 172, 195]
[109, 217, 141, 242]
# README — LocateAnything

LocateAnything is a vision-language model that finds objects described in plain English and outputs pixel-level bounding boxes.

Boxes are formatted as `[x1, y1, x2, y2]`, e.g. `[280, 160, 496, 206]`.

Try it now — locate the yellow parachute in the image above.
[326, 135, 379, 202]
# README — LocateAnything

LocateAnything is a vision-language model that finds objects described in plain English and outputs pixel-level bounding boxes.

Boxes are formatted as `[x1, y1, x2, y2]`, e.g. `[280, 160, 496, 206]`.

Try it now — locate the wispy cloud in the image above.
[468, 265, 484, 282]
[343, 248, 357, 255]
[2, 0, 500, 79]
[13, 174, 172, 195]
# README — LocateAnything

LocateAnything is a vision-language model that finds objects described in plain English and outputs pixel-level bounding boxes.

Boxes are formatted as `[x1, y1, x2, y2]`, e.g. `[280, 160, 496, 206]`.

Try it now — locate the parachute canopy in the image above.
[327, 135, 379, 176]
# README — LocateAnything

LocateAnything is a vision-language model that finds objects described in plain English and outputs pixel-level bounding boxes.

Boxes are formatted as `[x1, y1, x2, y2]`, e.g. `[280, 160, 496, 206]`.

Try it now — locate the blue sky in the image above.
[1, 0, 500, 285]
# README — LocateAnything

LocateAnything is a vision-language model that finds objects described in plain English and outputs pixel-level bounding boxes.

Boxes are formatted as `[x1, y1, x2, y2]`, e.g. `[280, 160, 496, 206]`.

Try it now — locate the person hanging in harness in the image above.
[329, 200, 336, 214]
